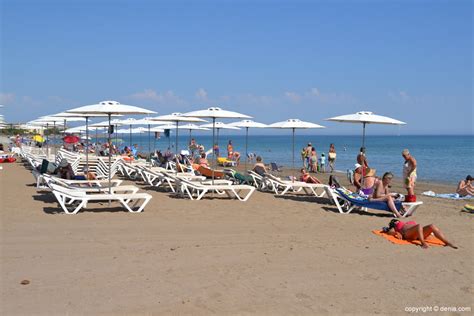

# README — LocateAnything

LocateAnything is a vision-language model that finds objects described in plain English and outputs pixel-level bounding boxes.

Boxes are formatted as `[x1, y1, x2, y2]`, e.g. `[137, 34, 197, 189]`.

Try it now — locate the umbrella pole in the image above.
[95, 128, 98, 156]
[362, 122, 366, 149]
[53, 121, 56, 159]
[189, 129, 192, 145]
[292, 128, 295, 182]
[245, 127, 249, 172]
[175, 121, 179, 155]
[85, 117, 89, 171]
[129, 125, 132, 149]
[361, 122, 367, 187]
[46, 123, 49, 158]
[148, 124, 151, 164]
[212, 117, 215, 185]
[63, 119, 66, 151]
[108, 114, 112, 195]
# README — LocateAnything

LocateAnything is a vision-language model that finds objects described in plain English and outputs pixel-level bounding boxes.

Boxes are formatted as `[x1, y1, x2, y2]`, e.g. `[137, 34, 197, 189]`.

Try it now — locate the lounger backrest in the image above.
[49, 183, 87, 197]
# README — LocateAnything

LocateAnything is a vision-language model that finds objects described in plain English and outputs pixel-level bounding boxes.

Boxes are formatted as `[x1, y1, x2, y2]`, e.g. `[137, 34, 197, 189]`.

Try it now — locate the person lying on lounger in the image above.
[55, 159, 75, 180]
[368, 172, 404, 218]
[300, 168, 321, 184]
[383, 219, 457, 249]
[457, 175, 474, 197]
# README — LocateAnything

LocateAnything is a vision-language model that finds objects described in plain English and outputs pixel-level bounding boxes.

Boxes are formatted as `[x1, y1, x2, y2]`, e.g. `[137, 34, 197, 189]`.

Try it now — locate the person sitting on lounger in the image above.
[300, 168, 321, 184]
[55, 158, 75, 180]
[383, 219, 457, 249]
[369, 172, 404, 218]
[253, 156, 268, 176]
[457, 175, 474, 197]
[198, 153, 209, 167]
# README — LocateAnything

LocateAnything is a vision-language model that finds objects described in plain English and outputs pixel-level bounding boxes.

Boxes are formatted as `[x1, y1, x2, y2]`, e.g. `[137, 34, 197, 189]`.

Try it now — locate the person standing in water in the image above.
[402, 149, 417, 197]
[328, 143, 336, 173]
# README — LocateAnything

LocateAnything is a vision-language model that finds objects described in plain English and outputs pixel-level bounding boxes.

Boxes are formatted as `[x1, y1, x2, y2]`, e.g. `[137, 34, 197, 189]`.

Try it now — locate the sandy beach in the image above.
[0, 159, 472, 315]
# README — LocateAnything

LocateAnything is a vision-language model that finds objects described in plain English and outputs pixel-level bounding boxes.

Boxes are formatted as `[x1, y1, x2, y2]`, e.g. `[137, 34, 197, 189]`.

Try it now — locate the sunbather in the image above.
[456, 175, 474, 197]
[383, 219, 457, 249]
[55, 158, 74, 180]
[253, 156, 268, 176]
[300, 168, 321, 184]
[368, 172, 404, 218]
[198, 153, 209, 167]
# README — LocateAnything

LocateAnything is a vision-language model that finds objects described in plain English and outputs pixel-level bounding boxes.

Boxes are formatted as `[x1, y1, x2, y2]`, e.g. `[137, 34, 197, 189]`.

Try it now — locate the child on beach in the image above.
[319, 153, 326, 173]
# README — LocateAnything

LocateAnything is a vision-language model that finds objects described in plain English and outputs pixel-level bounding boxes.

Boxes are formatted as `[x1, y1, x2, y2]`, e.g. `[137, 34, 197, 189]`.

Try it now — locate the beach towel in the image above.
[422, 191, 473, 200]
[372, 230, 445, 246]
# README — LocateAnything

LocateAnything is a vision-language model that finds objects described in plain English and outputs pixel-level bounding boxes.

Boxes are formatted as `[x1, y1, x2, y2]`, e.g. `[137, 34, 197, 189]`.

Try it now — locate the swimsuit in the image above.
[394, 221, 417, 233]
[403, 161, 417, 188]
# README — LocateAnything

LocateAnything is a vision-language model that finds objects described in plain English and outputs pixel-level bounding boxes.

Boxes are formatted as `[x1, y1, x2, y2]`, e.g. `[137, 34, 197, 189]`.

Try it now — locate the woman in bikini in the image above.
[300, 168, 321, 184]
[384, 219, 457, 249]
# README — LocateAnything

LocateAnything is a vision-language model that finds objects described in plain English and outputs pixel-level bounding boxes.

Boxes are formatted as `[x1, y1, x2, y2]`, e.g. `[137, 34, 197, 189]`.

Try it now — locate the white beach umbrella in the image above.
[67, 100, 156, 193]
[29, 117, 66, 157]
[149, 113, 206, 155]
[200, 121, 241, 150]
[120, 117, 168, 155]
[268, 119, 325, 177]
[326, 111, 406, 148]
[183, 107, 251, 182]
[228, 119, 268, 169]
[178, 123, 210, 145]
[52, 112, 122, 154]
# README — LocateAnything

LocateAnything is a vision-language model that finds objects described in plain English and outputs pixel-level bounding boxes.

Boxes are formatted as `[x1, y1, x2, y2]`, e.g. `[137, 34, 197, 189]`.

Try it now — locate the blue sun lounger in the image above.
[327, 187, 422, 217]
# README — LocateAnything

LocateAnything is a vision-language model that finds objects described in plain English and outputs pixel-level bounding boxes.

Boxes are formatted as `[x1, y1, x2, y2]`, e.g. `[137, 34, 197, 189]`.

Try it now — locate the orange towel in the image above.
[372, 230, 445, 246]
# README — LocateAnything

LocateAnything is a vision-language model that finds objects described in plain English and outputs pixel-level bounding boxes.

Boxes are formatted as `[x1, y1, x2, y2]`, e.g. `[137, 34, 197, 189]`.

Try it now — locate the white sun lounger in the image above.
[49, 183, 152, 214]
[264, 174, 327, 197]
[175, 178, 256, 201]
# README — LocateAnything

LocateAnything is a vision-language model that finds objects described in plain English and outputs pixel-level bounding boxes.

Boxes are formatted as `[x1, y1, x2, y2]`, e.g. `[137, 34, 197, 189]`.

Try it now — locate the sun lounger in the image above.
[330, 187, 423, 217]
[264, 174, 327, 197]
[175, 178, 256, 201]
[49, 183, 152, 214]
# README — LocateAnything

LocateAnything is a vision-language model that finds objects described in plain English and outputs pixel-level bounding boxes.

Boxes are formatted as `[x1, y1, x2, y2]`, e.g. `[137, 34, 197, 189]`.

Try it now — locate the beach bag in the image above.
[40, 159, 58, 174]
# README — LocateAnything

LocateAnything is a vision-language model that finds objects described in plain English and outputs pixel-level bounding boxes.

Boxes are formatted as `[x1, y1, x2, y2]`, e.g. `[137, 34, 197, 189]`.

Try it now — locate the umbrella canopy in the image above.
[200, 121, 241, 130]
[149, 113, 206, 154]
[66, 100, 156, 193]
[182, 107, 251, 182]
[326, 111, 406, 148]
[33, 135, 44, 143]
[90, 118, 124, 127]
[268, 119, 325, 179]
[228, 120, 268, 170]
[183, 107, 251, 120]
[63, 135, 80, 144]
[115, 127, 147, 134]
[66, 100, 156, 116]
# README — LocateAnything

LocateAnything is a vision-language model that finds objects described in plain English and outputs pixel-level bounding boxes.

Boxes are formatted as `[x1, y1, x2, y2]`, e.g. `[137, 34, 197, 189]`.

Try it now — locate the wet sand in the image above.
[0, 160, 472, 315]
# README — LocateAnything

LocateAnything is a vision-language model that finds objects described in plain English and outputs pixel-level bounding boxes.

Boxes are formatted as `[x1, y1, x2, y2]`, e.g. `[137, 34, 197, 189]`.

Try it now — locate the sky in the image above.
[0, 0, 472, 135]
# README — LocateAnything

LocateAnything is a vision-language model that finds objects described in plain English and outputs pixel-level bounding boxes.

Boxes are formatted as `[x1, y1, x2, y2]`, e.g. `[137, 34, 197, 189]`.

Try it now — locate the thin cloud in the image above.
[0, 92, 15, 104]
[195, 88, 208, 101]
[129, 89, 187, 105]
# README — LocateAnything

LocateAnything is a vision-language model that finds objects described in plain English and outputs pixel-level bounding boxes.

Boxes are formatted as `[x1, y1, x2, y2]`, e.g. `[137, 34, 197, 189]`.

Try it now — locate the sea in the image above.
[74, 134, 474, 185]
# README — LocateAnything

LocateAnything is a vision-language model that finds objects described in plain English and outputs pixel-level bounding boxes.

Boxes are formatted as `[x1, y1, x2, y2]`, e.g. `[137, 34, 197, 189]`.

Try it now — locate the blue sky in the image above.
[0, 0, 472, 135]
